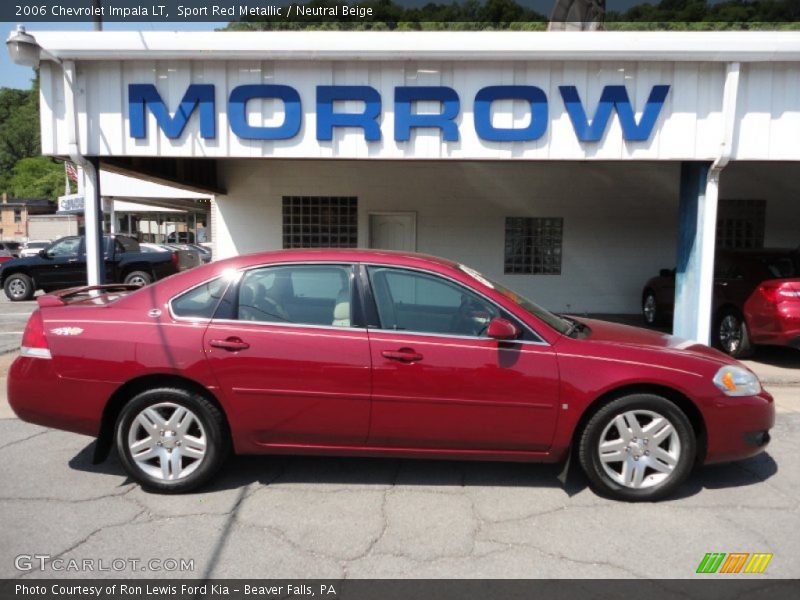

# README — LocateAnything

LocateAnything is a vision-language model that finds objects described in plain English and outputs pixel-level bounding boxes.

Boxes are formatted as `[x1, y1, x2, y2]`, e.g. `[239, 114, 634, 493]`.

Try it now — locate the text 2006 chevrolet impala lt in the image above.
[8, 250, 774, 500]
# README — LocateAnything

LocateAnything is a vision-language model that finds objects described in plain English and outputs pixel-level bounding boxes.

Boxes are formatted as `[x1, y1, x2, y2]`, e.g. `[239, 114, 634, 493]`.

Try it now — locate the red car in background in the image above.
[642, 248, 800, 357]
[8, 250, 774, 501]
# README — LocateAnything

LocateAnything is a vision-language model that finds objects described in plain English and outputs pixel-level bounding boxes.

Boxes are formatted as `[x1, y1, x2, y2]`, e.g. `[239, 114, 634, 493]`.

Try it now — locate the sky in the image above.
[1, 21, 227, 90]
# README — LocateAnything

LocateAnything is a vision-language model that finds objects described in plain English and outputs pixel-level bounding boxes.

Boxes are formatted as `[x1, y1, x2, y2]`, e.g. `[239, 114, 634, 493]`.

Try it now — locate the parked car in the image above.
[163, 244, 204, 270]
[166, 231, 195, 244]
[0, 235, 180, 301]
[642, 248, 800, 357]
[0, 241, 22, 257]
[20, 240, 51, 258]
[187, 243, 212, 263]
[141, 242, 201, 272]
[8, 250, 773, 501]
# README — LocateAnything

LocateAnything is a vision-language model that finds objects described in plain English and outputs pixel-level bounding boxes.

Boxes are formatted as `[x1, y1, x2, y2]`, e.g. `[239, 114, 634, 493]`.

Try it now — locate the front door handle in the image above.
[209, 337, 250, 352]
[382, 348, 423, 363]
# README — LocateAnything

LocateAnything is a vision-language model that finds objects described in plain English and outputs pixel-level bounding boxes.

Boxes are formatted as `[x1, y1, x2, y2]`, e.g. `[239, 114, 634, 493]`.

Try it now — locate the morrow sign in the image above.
[129, 84, 671, 144]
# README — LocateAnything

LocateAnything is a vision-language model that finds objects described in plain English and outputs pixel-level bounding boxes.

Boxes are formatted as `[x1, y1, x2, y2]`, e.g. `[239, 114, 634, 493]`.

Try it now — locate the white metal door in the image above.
[368, 212, 417, 251]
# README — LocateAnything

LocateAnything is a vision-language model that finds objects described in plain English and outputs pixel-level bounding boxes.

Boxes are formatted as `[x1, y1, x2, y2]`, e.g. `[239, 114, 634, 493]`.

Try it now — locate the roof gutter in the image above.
[26, 31, 800, 63]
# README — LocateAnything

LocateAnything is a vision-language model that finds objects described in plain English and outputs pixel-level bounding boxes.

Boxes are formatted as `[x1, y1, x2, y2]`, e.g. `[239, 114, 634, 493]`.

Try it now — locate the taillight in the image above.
[20, 310, 51, 359]
[171, 251, 180, 269]
[758, 282, 800, 304]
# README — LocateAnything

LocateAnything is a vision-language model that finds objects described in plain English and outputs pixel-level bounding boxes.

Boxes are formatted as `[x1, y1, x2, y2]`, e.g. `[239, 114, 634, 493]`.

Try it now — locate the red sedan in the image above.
[8, 250, 774, 501]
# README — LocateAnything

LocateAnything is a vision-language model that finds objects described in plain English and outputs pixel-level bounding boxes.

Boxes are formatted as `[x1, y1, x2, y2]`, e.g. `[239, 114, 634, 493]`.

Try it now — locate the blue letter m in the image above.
[129, 84, 216, 139]
[559, 84, 670, 142]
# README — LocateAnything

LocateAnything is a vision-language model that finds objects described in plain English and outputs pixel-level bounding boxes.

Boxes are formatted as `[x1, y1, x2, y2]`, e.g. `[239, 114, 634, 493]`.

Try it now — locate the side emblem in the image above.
[50, 327, 84, 336]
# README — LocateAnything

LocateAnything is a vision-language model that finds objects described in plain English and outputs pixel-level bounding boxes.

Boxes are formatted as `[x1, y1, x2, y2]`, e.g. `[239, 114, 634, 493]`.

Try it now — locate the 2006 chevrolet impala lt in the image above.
[8, 250, 774, 500]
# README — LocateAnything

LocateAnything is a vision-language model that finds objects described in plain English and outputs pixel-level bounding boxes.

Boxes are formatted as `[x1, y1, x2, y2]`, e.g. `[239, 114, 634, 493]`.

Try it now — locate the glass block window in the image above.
[282, 196, 358, 249]
[716, 199, 766, 250]
[504, 217, 563, 275]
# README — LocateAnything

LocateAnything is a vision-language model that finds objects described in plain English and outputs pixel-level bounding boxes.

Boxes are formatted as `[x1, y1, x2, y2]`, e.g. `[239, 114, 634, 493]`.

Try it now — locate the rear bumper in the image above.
[702, 389, 775, 464]
[7, 356, 109, 437]
[747, 305, 800, 349]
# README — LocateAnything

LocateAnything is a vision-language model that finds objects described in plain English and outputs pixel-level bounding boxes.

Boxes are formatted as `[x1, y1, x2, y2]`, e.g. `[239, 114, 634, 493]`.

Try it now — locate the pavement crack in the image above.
[0, 429, 50, 451]
[14, 507, 148, 580]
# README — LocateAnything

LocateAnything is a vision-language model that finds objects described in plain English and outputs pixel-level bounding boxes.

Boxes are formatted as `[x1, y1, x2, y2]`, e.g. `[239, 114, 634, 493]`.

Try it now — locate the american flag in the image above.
[64, 161, 78, 182]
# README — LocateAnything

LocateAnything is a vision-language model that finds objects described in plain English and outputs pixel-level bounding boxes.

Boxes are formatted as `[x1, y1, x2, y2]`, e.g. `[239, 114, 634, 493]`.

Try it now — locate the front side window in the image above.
[237, 264, 353, 327]
[171, 277, 229, 319]
[367, 267, 499, 337]
[48, 237, 81, 257]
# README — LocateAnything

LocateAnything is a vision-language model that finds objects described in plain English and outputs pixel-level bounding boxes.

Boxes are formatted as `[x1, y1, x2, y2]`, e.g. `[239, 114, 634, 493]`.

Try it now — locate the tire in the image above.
[124, 270, 153, 287]
[115, 387, 230, 493]
[578, 394, 696, 502]
[4, 273, 35, 301]
[714, 308, 754, 358]
[641, 290, 661, 326]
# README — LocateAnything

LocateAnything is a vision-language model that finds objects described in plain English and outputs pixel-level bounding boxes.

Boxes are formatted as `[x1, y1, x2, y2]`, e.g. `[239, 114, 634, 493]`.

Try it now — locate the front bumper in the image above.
[702, 389, 775, 464]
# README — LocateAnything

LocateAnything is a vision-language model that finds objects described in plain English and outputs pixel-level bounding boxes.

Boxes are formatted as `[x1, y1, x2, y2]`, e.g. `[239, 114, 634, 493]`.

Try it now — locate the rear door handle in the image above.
[209, 337, 250, 352]
[382, 348, 423, 363]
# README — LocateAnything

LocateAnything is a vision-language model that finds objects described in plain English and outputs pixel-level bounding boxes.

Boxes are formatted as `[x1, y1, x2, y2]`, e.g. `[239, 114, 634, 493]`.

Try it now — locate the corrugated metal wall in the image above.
[39, 59, 800, 161]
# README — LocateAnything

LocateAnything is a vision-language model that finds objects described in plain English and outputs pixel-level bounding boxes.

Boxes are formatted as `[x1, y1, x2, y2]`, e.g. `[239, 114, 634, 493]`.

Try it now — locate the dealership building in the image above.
[7, 29, 800, 343]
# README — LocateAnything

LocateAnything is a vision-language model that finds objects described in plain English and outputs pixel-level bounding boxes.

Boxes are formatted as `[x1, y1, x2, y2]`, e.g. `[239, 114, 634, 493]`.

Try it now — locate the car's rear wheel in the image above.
[714, 308, 754, 358]
[579, 394, 696, 501]
[4, 273, 35, 301]
[642, 290, 660, 326]
[115, 388, 229, 493]
[124, 270, 153, 287]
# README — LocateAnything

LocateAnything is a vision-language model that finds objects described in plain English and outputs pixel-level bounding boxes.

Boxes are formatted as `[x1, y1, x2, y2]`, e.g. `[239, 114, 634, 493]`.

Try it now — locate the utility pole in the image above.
[93, 0, 103, 31]
[548, 0, 606, 31]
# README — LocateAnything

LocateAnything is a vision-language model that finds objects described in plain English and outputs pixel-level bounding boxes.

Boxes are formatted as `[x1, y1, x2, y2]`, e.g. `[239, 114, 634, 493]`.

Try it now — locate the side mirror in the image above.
[38, 249, 49, 258]
[659, 268, 673, 278]
[487, 317, 521, 341]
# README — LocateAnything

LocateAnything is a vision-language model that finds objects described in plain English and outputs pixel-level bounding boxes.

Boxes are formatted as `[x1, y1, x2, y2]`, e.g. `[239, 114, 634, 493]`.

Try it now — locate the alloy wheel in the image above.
[9, 279, 27, 299]
[127, 402, 207, 481]
[719, 314, 742, 354]
[643, 294, 657, 324]
[128, 275, 148, 287]
[597, 409, 681, 489]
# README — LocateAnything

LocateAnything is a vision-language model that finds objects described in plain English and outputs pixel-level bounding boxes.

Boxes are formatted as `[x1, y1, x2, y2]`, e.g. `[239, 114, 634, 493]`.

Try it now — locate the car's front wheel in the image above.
[115, 388, 229, 493]
[579, 394, 696, 501]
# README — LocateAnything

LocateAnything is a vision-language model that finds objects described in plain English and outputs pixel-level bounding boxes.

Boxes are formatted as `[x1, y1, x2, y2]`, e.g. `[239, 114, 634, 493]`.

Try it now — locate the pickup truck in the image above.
[0, 235, 180, 301]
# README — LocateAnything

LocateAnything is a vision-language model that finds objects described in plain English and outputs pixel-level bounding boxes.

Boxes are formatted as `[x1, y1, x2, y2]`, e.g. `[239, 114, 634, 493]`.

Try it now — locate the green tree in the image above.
[0, 82, 40, 188]
[7, 156, 66, 200]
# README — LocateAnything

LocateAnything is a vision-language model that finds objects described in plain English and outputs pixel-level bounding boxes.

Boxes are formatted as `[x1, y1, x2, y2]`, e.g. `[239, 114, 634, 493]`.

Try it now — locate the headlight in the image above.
[713, 365, 762, 397]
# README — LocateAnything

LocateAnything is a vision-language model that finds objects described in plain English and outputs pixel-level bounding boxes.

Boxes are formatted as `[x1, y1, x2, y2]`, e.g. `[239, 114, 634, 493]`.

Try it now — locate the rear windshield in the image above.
[760, 255, 799, 279]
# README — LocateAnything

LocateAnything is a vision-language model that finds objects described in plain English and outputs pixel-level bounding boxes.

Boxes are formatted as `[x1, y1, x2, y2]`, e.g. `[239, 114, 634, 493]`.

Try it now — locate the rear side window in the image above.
[236, 264, 353, 327]
[171, 278, 228, 319]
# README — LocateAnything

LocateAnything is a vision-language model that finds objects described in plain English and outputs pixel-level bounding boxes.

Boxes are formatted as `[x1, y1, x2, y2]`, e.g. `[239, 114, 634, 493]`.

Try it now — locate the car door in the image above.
[35, 236, 86, 289]
[203, 263, 371, 446]
[364, 265, 561, 451]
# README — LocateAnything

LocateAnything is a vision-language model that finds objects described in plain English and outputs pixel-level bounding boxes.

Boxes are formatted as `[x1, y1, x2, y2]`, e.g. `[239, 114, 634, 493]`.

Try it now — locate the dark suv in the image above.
[642, 248, 800, 357]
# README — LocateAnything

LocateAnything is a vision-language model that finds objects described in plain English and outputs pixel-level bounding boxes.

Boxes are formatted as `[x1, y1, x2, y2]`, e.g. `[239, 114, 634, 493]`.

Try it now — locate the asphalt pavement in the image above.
[0, 294, 35, 354]
[0, 294, 798, 579]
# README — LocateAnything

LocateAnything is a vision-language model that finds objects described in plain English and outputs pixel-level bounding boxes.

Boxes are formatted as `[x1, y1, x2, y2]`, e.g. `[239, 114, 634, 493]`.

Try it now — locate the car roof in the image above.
[212, 248, 461, 271]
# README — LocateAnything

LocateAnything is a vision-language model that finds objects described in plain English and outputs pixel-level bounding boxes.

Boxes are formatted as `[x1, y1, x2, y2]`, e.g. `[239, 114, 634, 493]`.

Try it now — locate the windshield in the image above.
[458, 265, 572, 335]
